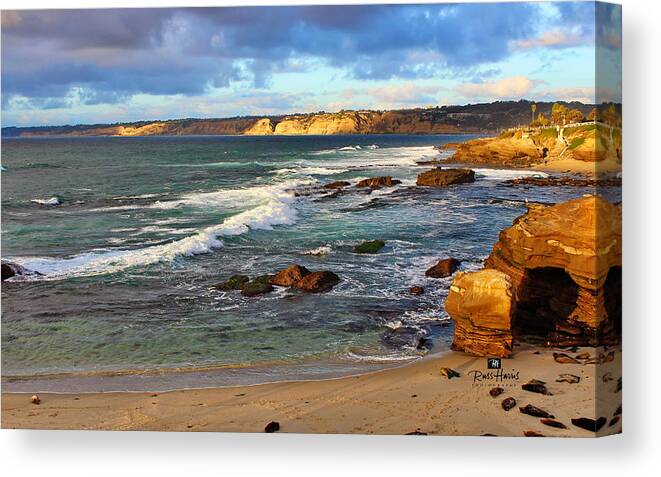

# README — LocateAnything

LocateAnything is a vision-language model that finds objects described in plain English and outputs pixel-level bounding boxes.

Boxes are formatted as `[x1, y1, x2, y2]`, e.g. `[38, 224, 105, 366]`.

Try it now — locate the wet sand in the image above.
[2, 346, 621, 437]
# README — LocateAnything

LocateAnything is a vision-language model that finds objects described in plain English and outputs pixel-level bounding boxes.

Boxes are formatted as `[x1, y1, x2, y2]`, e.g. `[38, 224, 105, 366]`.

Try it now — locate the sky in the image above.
[1, 2, 622, 127]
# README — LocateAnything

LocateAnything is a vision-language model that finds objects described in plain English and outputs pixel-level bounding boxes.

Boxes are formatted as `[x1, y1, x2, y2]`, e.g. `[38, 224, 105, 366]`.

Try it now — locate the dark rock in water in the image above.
[241, 276, 275, 297]
[2, 263, 16, 281]
[405, 430, 427, 435]
[523, 430, 545, 437]
[489, 387, 504, 398]
[481, 433, 498, 437]
[294, 271, 340, 293]
[271, 264, 311, 287]
[501, 397, 517, 411]
[439, 367, 460, 379]
[356, 176, 401, 188]
[354, 240, 386, 254]
[541, 418, 567, 429]
[409, 285, 424, 295]
[571, 417, 607, 432]
[602, 372, 614, 382]
[264, 421, 280, 433]
[416, 168, 475, 187]
[213, 274, 250, 291]
[425, 258, 460, 278]
[382, 326, 429, 350]
[323, 181, 351, 190]
[519, 404, 554, 419]
[1, 261, 40, 281]
[609, 416, 620, 427]
[522, 379, 552, 395]
[615, 377, 622, 393]
[556, 373, 581, 384]
[613, 405, 622, 416]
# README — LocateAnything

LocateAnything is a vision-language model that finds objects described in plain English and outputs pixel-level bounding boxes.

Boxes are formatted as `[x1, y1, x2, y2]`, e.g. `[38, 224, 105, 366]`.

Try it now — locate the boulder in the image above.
[294, 271, 340, 293]
[240, 275, 275, 297]
[213, 274, 250, 291]
[445, 269, 515, 358]
[354, 240, 385, 254]
[425, 258, 460, 278]
[323, 181, 351, 190]
[416, 168, 475, 187]
[484, 195, 621, 346]
[409, 285, 424, 295]
[356, 176, 401, 188]
[270, 265, 311, 287]
[445, 195, 621, 356]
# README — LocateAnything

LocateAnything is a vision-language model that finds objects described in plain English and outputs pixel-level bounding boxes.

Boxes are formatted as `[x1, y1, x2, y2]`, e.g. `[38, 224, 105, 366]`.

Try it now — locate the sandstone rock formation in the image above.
[294, 271, 340, 293]
[445, 195, 621, 356]
[356, 176, 401, 188]
[416, 168, 475, 187]
[271, 265, 311, 287]
[445, 269, 515, 357]
[425, 258, 460, 278]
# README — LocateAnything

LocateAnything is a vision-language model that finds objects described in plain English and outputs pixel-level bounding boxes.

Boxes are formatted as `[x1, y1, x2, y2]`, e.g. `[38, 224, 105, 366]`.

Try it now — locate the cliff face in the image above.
[446, 195, 622, 357]
[5, 101, 601, 138]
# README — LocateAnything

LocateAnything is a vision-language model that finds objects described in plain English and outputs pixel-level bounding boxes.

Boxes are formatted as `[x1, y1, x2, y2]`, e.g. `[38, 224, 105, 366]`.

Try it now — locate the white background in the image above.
[1, 0, 659, 475]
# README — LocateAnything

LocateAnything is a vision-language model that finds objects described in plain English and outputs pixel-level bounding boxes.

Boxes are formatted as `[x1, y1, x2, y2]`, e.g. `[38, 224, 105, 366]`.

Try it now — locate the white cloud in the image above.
[513, 29, 587, 50]
[454, 76, 540, 99]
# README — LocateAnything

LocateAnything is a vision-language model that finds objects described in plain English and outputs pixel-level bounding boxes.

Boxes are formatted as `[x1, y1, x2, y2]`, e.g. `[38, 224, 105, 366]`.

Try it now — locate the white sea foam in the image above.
[10, 183, 303, 280]
[472, 168, 549, 181]
[31, 197, 61, 206]
[303, 245, 332, 256]
[275, 166, 349, 176]
[151, 180, 310, 210]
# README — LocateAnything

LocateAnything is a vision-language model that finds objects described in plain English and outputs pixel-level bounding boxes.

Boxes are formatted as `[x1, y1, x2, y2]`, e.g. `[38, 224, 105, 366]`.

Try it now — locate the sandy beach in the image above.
[2, 346, 621, 437]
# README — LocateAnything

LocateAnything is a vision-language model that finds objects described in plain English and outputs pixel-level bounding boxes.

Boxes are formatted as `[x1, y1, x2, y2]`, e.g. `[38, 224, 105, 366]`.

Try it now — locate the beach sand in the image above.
[2, 346, 621, 437]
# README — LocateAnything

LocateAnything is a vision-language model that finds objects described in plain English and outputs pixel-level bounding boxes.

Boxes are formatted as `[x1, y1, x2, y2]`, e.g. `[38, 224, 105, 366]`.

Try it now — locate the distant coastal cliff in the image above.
[2, 100, 597, 138]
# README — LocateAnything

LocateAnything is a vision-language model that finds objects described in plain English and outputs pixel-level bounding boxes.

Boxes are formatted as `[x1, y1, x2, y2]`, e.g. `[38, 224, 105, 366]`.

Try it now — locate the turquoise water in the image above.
[1, 135, 600, 391]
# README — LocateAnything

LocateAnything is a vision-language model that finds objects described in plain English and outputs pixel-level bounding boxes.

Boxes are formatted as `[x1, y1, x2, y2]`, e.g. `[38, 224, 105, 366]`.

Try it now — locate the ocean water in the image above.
[1, 135, 603, 392]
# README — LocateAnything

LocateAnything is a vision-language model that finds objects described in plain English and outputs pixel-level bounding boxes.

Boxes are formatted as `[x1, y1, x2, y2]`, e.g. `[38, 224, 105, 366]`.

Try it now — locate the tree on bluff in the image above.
[551, 103, 568, 125]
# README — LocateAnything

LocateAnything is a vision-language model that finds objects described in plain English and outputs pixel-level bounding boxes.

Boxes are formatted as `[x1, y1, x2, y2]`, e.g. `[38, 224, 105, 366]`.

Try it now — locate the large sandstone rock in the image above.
[484, 195, 621, 345]
[271, 265, 311, 287]
[446, 195, 621, 356]
[446, 269, 515, 358]
[416, 168, 475, 187]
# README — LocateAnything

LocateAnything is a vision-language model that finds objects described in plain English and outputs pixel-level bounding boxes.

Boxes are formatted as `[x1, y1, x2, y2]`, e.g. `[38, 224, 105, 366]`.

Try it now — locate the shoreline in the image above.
[2, 346, 622, 437]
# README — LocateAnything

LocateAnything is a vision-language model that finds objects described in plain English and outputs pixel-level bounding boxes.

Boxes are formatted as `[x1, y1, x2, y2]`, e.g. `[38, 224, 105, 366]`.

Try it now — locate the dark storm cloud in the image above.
[1, 3, 597, 109]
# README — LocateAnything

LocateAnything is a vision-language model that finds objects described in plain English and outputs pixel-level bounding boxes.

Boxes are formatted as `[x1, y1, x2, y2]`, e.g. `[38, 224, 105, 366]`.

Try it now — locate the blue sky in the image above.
[1, 2, 621, 127]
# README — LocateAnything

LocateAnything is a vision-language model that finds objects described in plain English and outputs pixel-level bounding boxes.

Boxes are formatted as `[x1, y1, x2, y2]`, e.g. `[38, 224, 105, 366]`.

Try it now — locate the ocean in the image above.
[1, 134, 597, 392]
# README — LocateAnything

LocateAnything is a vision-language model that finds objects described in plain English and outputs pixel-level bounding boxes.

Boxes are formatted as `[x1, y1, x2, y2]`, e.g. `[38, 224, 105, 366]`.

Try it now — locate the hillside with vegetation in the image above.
[2, 100, 598, 137]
